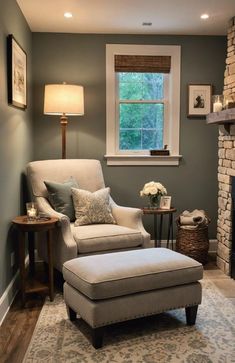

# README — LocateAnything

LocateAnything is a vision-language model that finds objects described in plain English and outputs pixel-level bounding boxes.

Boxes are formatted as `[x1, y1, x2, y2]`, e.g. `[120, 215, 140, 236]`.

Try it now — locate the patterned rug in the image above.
[23, 280, 235, 363]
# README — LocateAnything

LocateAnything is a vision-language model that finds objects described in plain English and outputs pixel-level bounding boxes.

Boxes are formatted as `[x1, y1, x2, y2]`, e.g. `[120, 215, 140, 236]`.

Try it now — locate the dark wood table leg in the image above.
[18, 230, 26, 307]
[28, 231, 35, 276]
[154, 214, 158, 247]
[167, 213, 171, 248]
[170, 213, 174, 250]
[47, 230, 54, 301]
[159, 214, 163, 247]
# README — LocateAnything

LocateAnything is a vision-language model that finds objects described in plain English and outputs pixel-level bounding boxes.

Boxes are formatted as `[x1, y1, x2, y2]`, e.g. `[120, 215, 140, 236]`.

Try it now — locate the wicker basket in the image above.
[175, 217, 210, 265]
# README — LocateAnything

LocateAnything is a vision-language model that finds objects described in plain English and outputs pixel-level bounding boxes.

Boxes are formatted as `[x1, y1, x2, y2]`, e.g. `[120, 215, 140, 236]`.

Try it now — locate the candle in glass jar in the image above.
[28, 208, 36, 218]
[213, 101, 223, 112]
[212, 95, 223, 113]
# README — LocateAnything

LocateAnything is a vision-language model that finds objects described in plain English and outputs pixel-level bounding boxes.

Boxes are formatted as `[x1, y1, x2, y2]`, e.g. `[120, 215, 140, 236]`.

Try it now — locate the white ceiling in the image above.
[17, 0, 235, 35]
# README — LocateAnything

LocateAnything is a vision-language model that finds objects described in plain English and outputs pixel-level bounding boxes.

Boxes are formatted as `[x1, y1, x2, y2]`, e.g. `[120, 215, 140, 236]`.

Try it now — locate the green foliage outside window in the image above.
[118, 73, 164, 150]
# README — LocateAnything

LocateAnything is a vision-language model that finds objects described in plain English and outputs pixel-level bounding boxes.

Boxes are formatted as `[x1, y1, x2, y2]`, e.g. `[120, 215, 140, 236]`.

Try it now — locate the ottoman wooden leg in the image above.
[185, 305, 198, 325]
[92, 327, 104, 349]
[67, 306, 77, 321]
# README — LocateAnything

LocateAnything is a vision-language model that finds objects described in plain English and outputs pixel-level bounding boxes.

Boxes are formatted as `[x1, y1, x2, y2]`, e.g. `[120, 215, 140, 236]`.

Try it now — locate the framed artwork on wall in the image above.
[188, 84, 212, 117]
[7, 34, 27, 109]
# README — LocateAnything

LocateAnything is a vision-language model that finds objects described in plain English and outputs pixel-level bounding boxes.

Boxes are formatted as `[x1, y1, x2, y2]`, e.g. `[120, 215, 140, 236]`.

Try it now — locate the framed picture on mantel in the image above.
[7, 34, 27, 110]
[188, 84, 212, 118]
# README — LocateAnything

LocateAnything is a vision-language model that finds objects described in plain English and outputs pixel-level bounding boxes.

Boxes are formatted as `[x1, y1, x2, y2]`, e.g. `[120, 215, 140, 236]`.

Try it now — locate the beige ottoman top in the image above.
[63, 248, 203, 300]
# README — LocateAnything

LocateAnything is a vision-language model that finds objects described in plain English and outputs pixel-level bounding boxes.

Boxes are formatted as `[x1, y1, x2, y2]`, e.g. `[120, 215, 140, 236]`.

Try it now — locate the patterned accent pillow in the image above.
[44, 177, 78, 221]
[71, 187, 116, 226]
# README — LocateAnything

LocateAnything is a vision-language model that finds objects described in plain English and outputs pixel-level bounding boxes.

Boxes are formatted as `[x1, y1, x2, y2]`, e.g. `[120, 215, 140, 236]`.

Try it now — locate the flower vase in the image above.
[149, 195, 161, 209]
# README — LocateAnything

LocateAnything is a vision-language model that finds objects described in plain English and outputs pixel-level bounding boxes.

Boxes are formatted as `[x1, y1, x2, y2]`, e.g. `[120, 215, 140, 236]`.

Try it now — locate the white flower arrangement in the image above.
[140, 181, 167, 197]
[140, 181, 167, 208]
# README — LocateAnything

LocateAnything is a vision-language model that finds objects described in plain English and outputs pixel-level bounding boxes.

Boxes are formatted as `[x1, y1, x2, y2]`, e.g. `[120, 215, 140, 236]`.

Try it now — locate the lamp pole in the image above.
[60, 114, 68, 159]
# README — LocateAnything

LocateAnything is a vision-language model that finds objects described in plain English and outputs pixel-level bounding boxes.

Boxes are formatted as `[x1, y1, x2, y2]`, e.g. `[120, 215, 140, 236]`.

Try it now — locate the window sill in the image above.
[104, 154, 182, 166]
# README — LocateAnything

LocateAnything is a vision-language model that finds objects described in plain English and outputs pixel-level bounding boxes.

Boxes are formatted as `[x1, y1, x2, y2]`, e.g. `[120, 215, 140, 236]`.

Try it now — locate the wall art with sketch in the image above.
[7, 34, 27, 109]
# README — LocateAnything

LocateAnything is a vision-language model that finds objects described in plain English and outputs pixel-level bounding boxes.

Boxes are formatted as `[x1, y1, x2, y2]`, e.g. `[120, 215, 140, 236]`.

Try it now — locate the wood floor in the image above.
[0, 257, 235, 363]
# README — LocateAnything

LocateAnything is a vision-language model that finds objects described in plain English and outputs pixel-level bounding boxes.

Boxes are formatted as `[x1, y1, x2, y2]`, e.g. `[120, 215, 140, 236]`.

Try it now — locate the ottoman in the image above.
[63, 248, 203, 348]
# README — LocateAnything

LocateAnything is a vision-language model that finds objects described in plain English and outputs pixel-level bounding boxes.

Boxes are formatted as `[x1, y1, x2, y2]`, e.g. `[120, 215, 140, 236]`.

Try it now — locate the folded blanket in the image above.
[179, 209, 208, 226]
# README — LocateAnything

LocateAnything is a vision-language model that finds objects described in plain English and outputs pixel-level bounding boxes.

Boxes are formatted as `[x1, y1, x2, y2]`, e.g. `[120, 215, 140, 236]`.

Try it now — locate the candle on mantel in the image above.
[212, 95, 223, 113]
[213, 102, 223, 112]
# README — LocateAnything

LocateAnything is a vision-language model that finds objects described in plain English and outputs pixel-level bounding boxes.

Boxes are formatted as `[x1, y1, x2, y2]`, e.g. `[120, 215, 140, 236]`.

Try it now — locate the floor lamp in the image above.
[44, 83, 84, 159]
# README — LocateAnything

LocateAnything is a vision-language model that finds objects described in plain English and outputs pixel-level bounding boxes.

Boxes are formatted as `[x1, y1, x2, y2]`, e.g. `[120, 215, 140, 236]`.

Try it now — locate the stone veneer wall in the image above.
[217, 16, 235, 275]
[217, 135, 235, 275]
[224, 17, 235, 102]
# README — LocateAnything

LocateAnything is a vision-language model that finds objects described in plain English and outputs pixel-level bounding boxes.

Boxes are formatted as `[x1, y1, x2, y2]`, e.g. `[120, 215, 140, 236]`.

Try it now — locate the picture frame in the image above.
[7, 34, 27, 109]
[188, 84, 212, 117]
[160, 196, 171, 210]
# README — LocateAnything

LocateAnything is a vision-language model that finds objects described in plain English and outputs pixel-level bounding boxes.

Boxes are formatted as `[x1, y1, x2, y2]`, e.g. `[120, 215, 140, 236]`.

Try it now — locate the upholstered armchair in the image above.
[26, 159, 151, 272]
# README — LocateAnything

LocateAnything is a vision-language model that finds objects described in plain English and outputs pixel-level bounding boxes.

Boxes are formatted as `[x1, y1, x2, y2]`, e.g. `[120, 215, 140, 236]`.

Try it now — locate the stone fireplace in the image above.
[213, 16, 235, 276]
[217, 135, 235, 275]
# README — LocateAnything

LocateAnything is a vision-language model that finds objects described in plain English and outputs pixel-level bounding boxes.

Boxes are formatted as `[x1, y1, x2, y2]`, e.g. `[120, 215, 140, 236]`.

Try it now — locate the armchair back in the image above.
[27, 159, 105, 198]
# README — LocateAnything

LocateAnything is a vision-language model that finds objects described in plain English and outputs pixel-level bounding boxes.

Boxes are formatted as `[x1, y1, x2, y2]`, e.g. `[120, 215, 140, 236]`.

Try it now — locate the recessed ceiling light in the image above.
[200, 14, 209, 20]
[64, 12, 73, 18]
[142, 22, 152, 26]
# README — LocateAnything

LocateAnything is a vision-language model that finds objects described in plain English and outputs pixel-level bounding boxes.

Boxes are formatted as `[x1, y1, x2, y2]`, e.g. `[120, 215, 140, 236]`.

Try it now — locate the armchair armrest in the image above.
[111, 204, 151, 248]
[35, 196, 78, 270]
[112, 205, 142, 229]
[36, 196, 69, 221]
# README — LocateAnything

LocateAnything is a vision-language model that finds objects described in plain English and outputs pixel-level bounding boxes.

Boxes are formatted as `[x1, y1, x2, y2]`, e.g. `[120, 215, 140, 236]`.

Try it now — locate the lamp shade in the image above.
[44, 84, 84, 115]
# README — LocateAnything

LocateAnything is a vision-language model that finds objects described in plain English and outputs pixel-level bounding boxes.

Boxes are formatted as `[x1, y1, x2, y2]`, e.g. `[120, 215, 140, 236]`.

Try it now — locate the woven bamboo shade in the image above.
[115, 55, 171, 73]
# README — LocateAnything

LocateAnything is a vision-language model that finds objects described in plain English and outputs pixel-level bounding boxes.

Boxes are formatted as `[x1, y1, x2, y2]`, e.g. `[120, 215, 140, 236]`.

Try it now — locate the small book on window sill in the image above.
[150, 149, 170, 156]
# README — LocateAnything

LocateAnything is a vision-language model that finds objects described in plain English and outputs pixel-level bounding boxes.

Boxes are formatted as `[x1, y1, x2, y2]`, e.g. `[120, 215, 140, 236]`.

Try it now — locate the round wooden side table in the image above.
[12, 216, 58, 307]
[142, 207, 177, 248]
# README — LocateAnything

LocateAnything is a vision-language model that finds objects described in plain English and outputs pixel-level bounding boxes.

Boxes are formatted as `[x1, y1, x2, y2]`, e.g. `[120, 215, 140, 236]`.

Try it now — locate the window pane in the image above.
[142, 130, 163, 149]
[119, 81, 142, 100]
[120, 130, 141, 150]
[119, 103, 164, 150]
[142, 103, 163, 129]
[120, 104, 142, 128]
[119, 72, 164, 100]
[119, 72, 142, 82]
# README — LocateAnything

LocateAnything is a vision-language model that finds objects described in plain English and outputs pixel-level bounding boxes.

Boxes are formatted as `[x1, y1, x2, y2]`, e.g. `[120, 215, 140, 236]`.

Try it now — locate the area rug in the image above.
[23, 280, 235, 363]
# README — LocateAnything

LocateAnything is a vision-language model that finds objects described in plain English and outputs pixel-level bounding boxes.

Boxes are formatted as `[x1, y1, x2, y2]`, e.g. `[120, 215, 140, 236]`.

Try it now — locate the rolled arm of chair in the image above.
[36, 196, 68, 220]
[36, 197, 77, 270]
[111, 204, 151, 248]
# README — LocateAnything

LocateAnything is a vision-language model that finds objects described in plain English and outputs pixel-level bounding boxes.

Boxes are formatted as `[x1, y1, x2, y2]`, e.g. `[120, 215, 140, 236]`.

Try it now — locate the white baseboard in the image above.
[0, 255, 29, 326]
[0, 271, 19, 326]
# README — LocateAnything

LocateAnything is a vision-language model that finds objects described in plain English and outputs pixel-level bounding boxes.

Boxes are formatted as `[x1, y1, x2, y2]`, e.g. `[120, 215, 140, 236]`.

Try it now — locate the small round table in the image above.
[142, 207, 177, 248]
[12, 216, 58, 307]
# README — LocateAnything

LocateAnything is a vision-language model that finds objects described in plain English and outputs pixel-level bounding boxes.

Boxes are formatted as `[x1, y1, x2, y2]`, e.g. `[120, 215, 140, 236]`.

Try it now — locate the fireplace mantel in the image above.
[206, 108, 235, 133]
[206, 108, 235, 132]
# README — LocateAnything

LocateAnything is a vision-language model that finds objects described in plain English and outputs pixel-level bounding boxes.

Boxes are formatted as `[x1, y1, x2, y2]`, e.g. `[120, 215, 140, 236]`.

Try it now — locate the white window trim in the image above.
[105, 44, 182, 166]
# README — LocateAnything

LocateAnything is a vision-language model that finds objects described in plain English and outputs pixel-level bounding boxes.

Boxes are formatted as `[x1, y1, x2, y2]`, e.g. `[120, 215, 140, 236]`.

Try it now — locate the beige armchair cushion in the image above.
[71, 224, 142, 253]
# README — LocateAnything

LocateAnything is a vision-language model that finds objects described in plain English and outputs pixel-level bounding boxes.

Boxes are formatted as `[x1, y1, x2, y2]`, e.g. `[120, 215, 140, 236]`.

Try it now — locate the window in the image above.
[118, 72, 165, 151]
[106, 44, 181, 165]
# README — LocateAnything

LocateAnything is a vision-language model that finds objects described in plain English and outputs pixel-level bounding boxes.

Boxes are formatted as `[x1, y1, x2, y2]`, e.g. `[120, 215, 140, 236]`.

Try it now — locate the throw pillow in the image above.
[71, 187, 116, 226]
[44, 177, 78, 221]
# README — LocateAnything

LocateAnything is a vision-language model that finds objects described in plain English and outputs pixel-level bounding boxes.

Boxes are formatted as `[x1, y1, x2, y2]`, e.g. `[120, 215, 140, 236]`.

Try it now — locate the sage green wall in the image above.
[0, 0, 33, 297]
[32, 33, 226, 239]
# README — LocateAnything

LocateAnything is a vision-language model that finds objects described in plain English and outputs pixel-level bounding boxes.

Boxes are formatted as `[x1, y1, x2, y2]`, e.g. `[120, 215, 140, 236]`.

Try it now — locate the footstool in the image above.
[62, 248, 203, 349]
